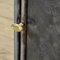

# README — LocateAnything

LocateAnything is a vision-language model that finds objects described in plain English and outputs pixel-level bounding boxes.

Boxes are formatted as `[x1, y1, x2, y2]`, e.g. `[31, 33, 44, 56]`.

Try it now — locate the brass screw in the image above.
[11, 22, 24, 32]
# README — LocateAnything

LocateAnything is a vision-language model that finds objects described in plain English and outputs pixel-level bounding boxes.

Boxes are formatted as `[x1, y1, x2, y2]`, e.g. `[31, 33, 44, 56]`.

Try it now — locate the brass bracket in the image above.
[11, 22, 24, 32]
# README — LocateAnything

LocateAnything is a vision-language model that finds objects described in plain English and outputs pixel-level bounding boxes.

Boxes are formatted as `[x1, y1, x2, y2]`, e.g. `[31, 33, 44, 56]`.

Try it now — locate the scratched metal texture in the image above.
[27, 0, 60, 60]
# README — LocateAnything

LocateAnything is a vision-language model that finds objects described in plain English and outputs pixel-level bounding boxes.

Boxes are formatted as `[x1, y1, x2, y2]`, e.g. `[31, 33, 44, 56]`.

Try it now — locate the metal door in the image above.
[27, 0, 60, 60]
[14, 0, 60, 60]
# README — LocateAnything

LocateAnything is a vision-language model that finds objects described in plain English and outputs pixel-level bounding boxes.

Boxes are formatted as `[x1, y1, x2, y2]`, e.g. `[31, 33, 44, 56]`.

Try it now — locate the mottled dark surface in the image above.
[27, 0, 60, 60]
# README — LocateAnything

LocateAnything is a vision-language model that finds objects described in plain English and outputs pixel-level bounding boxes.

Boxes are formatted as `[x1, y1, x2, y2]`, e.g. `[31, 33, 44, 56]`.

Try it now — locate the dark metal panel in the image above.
[27, 0, 60, 60]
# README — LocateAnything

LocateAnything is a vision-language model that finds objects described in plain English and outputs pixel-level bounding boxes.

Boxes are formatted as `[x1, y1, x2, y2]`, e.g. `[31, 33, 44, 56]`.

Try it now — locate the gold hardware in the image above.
[11, 22, 24, 32]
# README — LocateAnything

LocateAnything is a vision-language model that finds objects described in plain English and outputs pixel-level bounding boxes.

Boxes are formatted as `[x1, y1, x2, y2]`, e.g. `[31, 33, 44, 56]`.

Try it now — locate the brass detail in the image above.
[11, 22, 24, 32]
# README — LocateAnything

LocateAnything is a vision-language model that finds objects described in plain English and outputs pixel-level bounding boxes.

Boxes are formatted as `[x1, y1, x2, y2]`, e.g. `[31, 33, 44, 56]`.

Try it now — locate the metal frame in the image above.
[14, 0, 21, 60]
[20, 0, 28, 60]
[14, 0, 28, 60]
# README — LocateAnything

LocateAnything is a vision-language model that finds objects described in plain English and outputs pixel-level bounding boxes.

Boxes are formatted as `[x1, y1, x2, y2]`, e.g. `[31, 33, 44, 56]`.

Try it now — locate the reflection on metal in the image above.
[20, 0, 28, 60]
[11, 22, 24, 32]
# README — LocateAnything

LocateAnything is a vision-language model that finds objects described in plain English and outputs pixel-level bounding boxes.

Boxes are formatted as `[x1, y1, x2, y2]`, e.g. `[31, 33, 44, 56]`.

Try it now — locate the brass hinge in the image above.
[11, 22, 24, 32]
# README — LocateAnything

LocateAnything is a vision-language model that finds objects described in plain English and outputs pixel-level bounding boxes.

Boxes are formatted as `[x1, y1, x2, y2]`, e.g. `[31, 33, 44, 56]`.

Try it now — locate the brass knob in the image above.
[11, 23, 24, 32]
